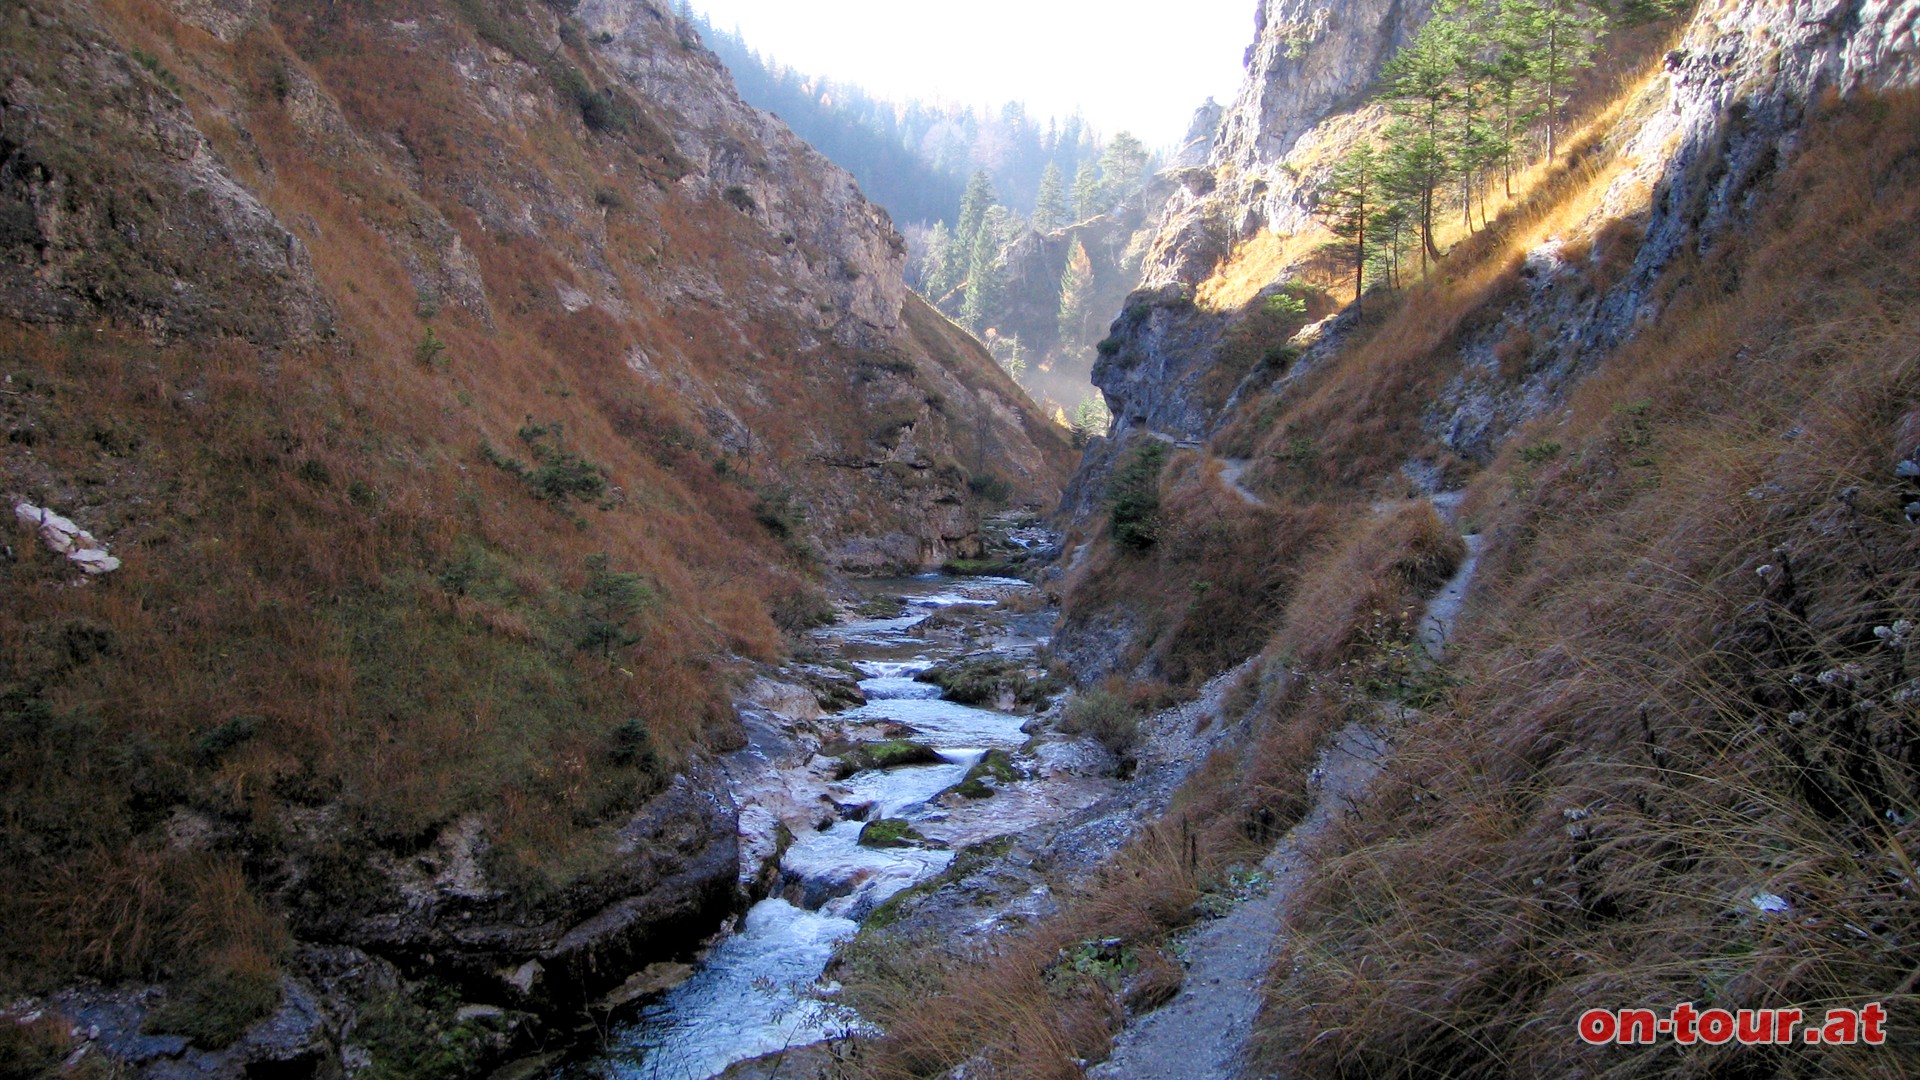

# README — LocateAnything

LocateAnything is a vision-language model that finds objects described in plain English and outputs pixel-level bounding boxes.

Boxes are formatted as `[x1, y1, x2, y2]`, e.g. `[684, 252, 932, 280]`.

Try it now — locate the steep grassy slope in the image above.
[0, 0, 1069, 1063]
[1255, 86, 1920, 1079]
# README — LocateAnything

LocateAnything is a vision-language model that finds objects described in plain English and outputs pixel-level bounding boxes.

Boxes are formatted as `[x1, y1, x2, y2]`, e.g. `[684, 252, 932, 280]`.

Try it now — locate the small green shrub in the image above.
[130, 49, 182, 94]
[484, 423, 611, 508]
[770, 587, 835, 633]
[1262, 292, 1308, 319]
[352, 980, 500, 1080]
[295, 458, 333, 487]
[1061, 689, 1142, 757]
[1049, 939, 1140, 995]
[574, 554, 653, 659]
[968, 472, 1014, 504]
[753, 490, 801, 538]
[196, 716, 261, 765]
[1284, 435, 1318, 470]
[606, 719, 657, 770]
[1107, 441, 1168, 552]
[143, 967, 282, 1050]
[1262, 343, 1303, 367]
[577, 87, 637, 133]
[414, 326, 448, 367]
[1517, 440, 1563, 464]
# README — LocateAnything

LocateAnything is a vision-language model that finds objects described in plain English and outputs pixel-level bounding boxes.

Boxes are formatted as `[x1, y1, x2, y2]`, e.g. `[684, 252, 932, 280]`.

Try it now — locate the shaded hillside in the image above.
[0, 0, 1068, 1071]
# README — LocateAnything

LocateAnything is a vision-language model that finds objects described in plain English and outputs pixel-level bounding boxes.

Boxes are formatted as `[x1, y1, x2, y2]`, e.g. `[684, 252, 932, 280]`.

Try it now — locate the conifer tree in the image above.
[1072, 161, 1103, 221]
[1370, 190, 1414, 290]
[1057, 237, 1096, 342]
[1490, 0, 1547, 194]
[954, 170, 997, 252]
[1033, 162, 1067, 233]
[1314, 143, 1382, 308]
[939, 171, 997, 310]
[1445, 14, 1504, 232]
[1381, 14, 1462, 267]
[1532, 0, 1606, 160]
[1098, 132, 1151, 209]
[1071, 392, 1112, 445]
[918, 221, 952, 298]
[961, 205, 1013, 331]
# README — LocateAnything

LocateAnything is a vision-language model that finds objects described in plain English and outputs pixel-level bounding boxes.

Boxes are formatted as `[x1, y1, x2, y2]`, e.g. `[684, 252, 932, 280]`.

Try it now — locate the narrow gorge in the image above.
[4, 0, 1920, 1078]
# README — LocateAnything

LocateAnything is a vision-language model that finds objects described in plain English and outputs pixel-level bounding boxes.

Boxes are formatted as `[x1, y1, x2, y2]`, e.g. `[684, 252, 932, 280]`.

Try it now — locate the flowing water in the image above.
[565, 574, 1060, 1079]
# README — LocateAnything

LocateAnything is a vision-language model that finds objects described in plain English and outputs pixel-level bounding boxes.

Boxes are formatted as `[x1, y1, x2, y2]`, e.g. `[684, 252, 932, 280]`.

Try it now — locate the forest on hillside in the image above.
[685, 6, 1154, 432]
[1310, 0, 1684, 302]
[686, 7, 1120, 228]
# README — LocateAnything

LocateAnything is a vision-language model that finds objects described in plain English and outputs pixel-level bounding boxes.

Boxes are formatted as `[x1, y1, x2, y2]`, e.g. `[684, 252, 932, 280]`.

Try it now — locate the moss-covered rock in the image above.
[941, 749, 1021, 801]
[857, 818, 925, 848]
[827, 739, 945, 779]
[916, 657, 1064, 708]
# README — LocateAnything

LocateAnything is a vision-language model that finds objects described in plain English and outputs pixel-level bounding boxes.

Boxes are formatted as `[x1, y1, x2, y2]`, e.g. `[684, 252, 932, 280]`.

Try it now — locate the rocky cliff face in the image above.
[577, 0, 906, 352]
[0, 10, 334, 344]
[1143, 0, 1434, 288]
[1436, 0, 1920, 458]
[992, 193, 1156, 372]
[1053, 0, 1442, 535]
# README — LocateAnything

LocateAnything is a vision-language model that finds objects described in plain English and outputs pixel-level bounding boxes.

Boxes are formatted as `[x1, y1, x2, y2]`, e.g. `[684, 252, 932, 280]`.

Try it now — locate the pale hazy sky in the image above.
[689, 0, 1259, 149]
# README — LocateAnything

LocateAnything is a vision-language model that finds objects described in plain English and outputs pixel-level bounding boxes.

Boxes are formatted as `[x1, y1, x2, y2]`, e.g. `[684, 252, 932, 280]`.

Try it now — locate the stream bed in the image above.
[562, 571, 1093, 1080]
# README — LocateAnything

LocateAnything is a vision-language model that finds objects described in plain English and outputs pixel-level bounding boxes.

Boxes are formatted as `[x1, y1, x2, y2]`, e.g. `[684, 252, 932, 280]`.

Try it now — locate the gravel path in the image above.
[1088, 726, 1387, 1080]
[1092, 493, 1480, 1080]
[1216, 458, 1266, 508]
[1421, 533, 1484, 659]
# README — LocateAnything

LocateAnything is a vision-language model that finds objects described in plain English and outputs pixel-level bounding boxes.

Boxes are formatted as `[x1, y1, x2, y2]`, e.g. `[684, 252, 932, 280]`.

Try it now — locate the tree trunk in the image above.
[1503, 100, 1515, 197]
[1546, 28, 1561, 162]
[1355, 214, 1366, 308]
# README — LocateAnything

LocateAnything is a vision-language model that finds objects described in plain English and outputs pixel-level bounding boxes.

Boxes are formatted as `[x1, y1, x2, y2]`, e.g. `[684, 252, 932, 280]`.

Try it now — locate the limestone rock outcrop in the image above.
[1142, 0, 1435, 289]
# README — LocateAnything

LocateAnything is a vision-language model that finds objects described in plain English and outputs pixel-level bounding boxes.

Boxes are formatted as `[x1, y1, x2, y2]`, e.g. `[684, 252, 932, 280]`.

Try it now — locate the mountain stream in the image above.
[564, 571, 1094, 1079]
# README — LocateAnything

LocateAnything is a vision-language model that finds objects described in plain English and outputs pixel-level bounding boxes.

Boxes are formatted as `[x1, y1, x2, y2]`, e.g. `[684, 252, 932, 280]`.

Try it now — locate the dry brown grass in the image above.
[1198, 230, 1344, 314]
[1271, 500, 1467, 671]
[1252, 89, 1920, 1077]
[1063, 447, 1341, 686]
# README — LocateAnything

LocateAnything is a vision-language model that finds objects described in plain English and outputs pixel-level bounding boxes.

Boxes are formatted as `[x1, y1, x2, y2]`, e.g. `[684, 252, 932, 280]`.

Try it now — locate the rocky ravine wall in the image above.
[1434, 0, 1920, 458]
[1057, 0, 1917, 669]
